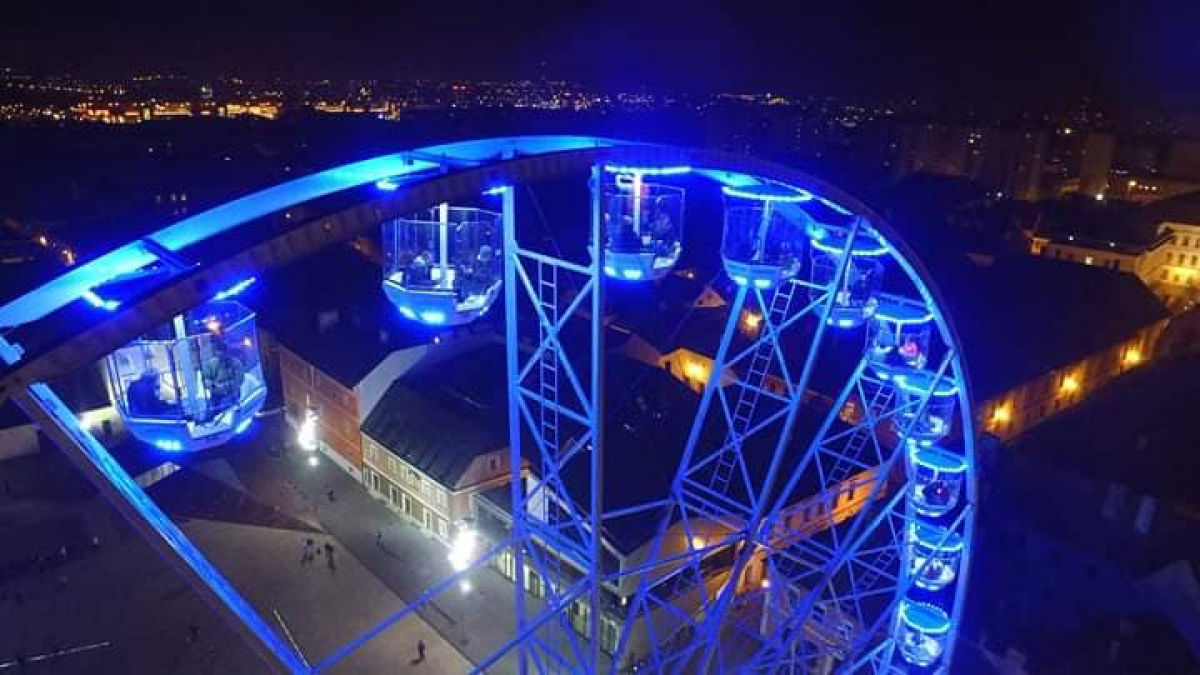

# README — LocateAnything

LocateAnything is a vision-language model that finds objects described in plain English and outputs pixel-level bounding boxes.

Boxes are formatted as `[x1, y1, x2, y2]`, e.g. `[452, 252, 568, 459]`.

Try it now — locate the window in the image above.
[408, 468, 420, 485]
[438, 490, 448, 508]
[489, 456, 500, 473]
[600, 617, 620, 654]
[1185, 237, 1192, 247]
[401, 493, 413, 517]
[1192, 255, 1198, 266]
[422, 509, 432, 531]
[437, 518, 449, 539]
[389, 484, 402, 509]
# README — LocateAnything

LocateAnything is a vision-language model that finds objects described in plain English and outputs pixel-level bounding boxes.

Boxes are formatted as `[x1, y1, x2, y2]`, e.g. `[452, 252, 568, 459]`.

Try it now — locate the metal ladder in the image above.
[708, 280, 800, 495]
[851, 546, 899, 592]
[537, 260, 560, 462]
[825, 380, 895, 487]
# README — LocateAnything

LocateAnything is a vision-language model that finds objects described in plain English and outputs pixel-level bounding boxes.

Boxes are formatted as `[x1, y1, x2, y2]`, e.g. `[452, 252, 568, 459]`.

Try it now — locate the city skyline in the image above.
[3, 0, 1198, 113]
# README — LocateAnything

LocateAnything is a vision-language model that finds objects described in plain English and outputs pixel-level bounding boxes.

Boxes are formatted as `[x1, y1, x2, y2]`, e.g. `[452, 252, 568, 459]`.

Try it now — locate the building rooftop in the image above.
[928, 252, 1170, 402]
[1008, 353, 1200, 508]
[361, 341, 508, 488]
[1140, 189, 1200, 227]
[249, 243, 445, 388]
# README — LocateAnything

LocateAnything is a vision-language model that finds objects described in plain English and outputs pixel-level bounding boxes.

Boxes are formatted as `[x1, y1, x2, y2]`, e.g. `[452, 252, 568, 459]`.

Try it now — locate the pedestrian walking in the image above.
[326, 489, 335, 503]
[325, 542, 336, 571]
[375, 530, 383, 547]
[417, 639, 426, 662]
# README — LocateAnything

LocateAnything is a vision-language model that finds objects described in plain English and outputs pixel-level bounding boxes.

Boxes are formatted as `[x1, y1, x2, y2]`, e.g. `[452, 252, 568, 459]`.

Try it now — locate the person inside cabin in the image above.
[126, 369, 173, 417]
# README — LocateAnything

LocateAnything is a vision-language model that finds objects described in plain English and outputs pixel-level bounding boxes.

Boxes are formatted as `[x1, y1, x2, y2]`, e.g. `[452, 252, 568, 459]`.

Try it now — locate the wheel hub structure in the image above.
[0, 137, 976, 674]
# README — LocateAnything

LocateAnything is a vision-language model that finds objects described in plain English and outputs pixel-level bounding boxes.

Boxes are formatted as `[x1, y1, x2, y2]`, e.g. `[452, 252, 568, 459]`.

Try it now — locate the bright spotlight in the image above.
[448, 524, 479, 572]
[298, 407, 319, 451]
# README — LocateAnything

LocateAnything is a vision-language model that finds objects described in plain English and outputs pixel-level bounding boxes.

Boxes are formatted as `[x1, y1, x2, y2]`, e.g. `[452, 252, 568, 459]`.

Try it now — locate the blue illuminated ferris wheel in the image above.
[0, 137, 976, 674]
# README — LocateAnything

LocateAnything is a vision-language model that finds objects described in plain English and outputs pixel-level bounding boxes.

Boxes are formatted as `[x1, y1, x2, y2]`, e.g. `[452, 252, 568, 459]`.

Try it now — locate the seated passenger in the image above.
[126, 371, 173, 417]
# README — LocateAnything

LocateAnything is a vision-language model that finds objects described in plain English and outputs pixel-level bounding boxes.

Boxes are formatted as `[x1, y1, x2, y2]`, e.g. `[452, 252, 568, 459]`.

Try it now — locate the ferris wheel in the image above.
[0, 137, 976, 674]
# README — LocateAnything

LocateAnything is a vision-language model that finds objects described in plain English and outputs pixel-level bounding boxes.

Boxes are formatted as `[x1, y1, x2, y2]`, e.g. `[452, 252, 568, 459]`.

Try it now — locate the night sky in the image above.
[3, 0, 1198, 110]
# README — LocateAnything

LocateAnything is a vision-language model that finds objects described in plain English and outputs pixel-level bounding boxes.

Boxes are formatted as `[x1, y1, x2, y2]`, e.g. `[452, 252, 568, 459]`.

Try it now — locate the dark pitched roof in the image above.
[1010, 354, 1200, 507]
[934, 253, 1170, 401]
[361, 342, 508, 488]
[1142, 190, 1200, 227]
[249, 244, 442, 387]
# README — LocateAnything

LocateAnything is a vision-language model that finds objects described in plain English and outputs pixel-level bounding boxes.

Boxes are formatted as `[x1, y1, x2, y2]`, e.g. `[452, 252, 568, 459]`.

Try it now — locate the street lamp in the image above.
[447, 524, 479, 572]
[298, 406, 319, 452]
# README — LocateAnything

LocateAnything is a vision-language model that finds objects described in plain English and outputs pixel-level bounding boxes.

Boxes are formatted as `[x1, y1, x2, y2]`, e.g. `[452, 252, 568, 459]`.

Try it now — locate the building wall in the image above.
[1137, 222, 1200, 307]
[981, 318, 1169, 441]
[1041, 241, 1138, 272]
[279, 345, 363, 476]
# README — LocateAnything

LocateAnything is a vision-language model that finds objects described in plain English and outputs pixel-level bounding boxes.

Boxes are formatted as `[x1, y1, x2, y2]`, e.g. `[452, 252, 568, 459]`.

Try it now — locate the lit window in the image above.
[1084, 256, 1093, 265]
[990, 405, 1011, 425]
[684, 360, 708, 381]
[1060, 375, 1080, 394]
[1123, 348, 1142, 367]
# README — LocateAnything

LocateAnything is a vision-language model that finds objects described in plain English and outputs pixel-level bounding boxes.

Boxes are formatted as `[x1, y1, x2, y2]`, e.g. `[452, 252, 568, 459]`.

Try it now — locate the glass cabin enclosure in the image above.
[105, 301, 267, 452]
[896, 601, 952, 667]
[382, 204, 502, 325]
[720, 185, 810, 289]
[598, 170, 685, 281]
[892, 370, 958, 444]
[808, 229, 887, 328]
[868, 296, 934, 372]
[906, 444, 968, 518]
[907, 523, 963, 592]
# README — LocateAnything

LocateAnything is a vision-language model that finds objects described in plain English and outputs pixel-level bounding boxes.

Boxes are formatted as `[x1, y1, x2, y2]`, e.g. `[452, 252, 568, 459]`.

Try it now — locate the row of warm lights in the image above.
[989, 346, 1144, 426]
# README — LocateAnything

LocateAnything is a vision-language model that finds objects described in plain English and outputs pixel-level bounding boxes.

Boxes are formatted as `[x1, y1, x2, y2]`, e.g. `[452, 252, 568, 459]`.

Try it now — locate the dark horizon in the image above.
[3, 0, 1199, 113]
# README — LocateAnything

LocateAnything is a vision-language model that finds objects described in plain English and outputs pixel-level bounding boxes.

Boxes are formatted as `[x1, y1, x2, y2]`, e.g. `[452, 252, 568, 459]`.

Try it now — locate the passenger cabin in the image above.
[598, 166, 687, 281]
[720, 184, 812, 289]
[382, 204, 501, 326]
[104, 301, 267, 452]
[809, 227, 888, 328]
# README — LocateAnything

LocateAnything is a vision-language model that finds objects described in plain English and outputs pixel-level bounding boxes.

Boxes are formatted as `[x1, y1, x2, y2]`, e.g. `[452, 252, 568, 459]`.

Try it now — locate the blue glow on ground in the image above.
[753, 278, 772, 289]
[603, 265, 617, 277]
[398, 306, 417, 320]
[375, 177, 402, 191]
[621, 268, 644, 280]
[732, 275, 748, 286]
[482, 185, 511, 196]
[24, 382, 307, 670]
[234, 417, 254, 435]
[419, 310, 447, 324]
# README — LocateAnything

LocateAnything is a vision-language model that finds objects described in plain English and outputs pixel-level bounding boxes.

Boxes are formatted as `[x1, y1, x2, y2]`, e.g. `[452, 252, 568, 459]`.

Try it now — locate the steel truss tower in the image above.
[0, 138, 975, 675]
